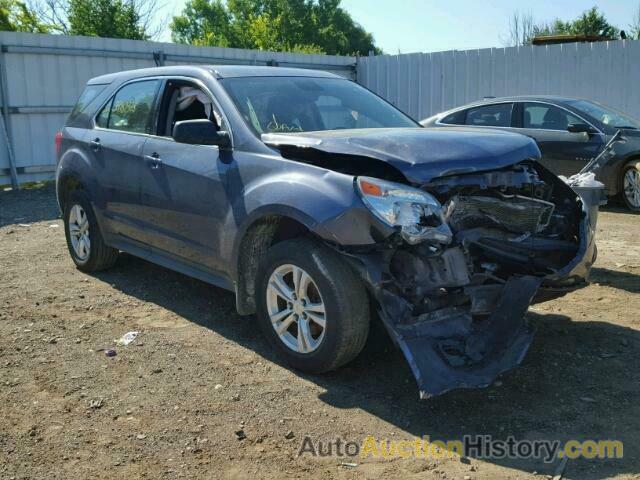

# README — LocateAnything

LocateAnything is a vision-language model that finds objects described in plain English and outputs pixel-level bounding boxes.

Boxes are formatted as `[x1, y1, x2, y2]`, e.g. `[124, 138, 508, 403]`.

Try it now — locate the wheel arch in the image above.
[56, 172, 87, 212]
[56, 144, 100, 212]
[234, 212, 316, 315]
[621, 155, 640, 172]
[228, 171, 395, 314]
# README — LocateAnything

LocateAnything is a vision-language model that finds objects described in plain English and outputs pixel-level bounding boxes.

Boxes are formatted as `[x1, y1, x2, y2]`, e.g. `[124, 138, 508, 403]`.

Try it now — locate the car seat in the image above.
[542, 108, 566, 130]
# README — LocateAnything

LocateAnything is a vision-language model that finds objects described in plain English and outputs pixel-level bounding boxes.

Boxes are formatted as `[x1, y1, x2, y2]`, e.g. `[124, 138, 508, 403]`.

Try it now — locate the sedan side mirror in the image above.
[567, 123, 595, 134]
[173, 119, 231, 148]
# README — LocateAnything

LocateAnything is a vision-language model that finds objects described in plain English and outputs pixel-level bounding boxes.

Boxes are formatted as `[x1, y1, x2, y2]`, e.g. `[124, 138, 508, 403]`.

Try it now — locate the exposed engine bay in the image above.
[344, 161, 594, 398]
[394, 162, 581, 298]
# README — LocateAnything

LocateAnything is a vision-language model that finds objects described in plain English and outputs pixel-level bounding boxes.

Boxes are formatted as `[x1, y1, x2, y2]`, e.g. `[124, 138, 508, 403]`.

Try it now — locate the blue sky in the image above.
[157, 0, 640, 53]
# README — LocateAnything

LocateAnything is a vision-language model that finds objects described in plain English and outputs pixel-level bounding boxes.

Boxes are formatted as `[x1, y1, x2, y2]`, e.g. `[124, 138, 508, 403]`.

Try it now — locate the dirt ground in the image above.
[1, 183, 639, 480]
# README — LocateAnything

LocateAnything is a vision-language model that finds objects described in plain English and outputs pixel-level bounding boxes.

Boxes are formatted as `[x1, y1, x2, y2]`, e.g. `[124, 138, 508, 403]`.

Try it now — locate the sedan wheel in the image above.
[266, 264, 326, 353]
[68, 204, 91, 261]
[623, 166, 640, 209]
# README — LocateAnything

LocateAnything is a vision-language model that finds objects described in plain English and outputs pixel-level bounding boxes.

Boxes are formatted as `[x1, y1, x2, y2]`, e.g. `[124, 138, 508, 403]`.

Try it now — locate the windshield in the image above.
[219, 76, 418, 134]
[567, 99, 640, 129]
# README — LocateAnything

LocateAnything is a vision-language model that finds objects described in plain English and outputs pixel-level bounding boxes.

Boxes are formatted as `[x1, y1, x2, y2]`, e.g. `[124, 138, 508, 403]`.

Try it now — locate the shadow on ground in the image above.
[590, 267, 640, 294]
[0, 183, 60, 227]
[91, 253, 640, 480]
[599, 203, 638, 215]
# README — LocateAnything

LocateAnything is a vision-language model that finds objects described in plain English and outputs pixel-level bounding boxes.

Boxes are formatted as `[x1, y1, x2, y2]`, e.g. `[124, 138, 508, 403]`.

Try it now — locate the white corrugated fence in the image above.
[358, 40, 640, 123]
[0, 32, 355, 187]
[2, 32, 640, 187]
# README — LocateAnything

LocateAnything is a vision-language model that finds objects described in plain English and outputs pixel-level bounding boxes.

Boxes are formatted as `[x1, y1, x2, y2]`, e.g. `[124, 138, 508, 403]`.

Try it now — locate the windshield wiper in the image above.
[577, 129, 626, 176]
[612, 125, 638, 130]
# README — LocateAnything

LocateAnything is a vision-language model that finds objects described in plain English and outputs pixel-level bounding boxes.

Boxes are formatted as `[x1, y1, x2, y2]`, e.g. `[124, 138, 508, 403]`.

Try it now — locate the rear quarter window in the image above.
[68, 84, 108, 123]
[439, 110, 466, 125]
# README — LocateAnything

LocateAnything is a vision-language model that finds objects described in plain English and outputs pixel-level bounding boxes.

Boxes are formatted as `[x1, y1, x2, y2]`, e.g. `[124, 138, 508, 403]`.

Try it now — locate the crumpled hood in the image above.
[263, 127, 542, 184]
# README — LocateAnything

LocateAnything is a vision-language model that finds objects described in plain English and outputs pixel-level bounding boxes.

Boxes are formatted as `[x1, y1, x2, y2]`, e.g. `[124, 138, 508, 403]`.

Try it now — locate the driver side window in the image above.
[157, 80, 224, 138]
[522, 103, 581, 131]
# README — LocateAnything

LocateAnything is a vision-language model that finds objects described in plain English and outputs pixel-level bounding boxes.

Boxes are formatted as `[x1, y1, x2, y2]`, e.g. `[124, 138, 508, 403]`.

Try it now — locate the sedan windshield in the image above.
[567, 99, 640, 129]
[219, 76, 418, 134]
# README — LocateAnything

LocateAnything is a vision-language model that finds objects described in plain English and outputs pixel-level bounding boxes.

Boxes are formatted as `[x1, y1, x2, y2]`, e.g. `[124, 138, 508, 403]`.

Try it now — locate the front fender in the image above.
[224, 169, 395, 278]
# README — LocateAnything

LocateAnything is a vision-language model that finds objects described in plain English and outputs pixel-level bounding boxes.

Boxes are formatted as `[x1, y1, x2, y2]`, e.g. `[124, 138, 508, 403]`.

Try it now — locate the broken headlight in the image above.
[356, 176, 452, 245]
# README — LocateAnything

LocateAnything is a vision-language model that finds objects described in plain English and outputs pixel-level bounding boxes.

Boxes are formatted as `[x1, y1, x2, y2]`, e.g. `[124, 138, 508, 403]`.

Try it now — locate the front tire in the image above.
[621, 162, 640, 212]
[63, 190, 119, 272]
[255, 238, 370, 373]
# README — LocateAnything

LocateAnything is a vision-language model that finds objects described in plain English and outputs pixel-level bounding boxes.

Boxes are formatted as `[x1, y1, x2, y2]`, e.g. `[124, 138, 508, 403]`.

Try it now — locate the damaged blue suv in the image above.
[56, 66, 596, 398]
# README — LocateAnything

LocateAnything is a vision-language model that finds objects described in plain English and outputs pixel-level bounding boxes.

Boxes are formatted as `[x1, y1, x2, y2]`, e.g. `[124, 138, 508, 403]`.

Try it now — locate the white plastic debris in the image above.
[560, 172, 604, 188]
[115, 331, 139, 346]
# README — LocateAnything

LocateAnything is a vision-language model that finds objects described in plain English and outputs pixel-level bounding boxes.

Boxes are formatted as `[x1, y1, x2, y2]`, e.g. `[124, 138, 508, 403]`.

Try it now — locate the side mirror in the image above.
[567, 123, 595, 134]
[173, 119, 231, 148]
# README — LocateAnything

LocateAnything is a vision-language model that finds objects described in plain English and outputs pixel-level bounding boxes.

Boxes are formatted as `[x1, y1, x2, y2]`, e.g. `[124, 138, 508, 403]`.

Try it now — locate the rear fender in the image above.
[56, 150, 98, 206]
[56, 129, 106, 224]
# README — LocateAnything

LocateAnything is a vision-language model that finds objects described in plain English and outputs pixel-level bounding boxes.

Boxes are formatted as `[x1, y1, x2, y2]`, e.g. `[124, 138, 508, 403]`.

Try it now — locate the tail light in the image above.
[55, 131, 63, 155]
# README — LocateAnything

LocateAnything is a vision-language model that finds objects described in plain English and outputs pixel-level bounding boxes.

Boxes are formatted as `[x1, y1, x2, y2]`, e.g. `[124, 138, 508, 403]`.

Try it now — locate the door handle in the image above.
[89, 138, 101, 152]
[145, 153, 163, 169]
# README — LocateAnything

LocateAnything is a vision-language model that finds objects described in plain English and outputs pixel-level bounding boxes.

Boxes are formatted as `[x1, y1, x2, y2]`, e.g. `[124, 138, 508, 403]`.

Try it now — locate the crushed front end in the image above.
[343, 161, 597, 398]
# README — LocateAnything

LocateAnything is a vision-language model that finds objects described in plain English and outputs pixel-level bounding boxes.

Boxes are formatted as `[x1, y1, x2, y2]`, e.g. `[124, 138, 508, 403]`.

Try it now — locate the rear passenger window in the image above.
[96, 80, 159, 134]
[69, 84, 107, 122]
[465, 103, 513, 127]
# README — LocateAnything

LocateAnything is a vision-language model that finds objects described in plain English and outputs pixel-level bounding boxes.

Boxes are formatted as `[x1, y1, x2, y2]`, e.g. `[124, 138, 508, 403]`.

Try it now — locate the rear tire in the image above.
[621, 162, 640, 212]
[255, 237, 370, 373]
[63, 190, 119, 272]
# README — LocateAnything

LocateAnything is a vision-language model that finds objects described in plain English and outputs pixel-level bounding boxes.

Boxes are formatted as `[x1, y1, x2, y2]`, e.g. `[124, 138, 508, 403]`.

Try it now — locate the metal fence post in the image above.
[0, 45, 18, 189]
[153, 50, 166, 67]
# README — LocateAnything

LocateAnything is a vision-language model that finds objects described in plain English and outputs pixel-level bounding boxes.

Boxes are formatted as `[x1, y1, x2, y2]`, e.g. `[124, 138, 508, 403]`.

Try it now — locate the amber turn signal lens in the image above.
[359, 180, 383, 197]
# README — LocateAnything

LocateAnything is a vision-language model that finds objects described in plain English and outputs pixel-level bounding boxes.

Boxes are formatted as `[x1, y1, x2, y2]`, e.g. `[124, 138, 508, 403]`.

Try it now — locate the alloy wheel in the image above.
[68, 204, 91, 261]
[624, 167, 640, 208]
[266, 264, 327, 354]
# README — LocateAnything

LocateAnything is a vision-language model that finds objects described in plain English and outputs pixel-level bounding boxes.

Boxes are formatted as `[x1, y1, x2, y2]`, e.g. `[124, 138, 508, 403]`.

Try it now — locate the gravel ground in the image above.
[1, 183, 639, 480]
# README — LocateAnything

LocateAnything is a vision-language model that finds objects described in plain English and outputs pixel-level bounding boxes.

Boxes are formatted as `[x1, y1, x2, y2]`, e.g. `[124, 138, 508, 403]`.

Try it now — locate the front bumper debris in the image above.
[346, 250, 541, 398]
[339, 163, 597, 399]
[397, 276, 541, 399]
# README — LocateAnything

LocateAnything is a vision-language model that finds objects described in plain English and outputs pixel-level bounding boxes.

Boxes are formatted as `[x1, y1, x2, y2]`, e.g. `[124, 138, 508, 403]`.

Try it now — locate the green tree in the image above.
[170, 0, 379, 55]
[66, 0, 146, 39]
[570, 6, 618, 37]
[170, 0, 235, 47]
[538, 7, 618, 39]
[530, 19, 572, 38]
[33, 0, 162, 39]
[0, 0, 49, 32]
[629, 2, 640, 39]
[505, 6, 620, 46]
